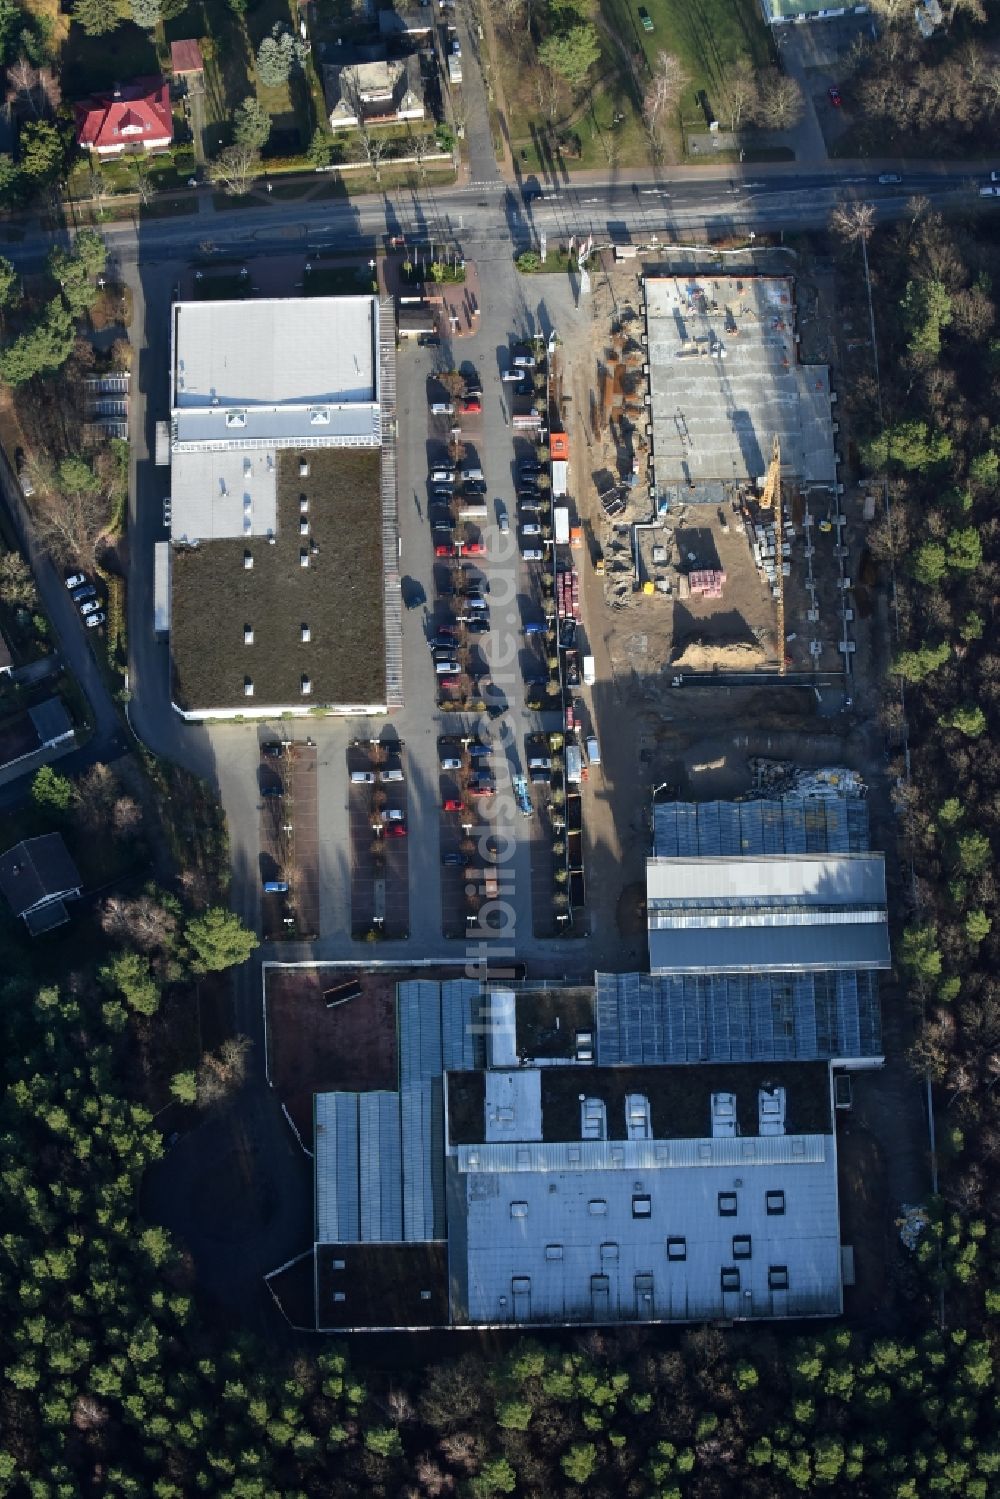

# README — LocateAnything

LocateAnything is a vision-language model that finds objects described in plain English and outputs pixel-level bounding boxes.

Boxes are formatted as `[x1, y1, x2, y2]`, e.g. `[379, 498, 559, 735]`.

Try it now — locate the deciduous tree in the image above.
[209, 142, 259, 196]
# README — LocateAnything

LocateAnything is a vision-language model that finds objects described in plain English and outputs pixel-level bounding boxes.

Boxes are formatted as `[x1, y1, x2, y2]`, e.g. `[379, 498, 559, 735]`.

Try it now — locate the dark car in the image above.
[463, 480, 488, 495]
[261, 784, 283, 798]
[72, 584, 98, 605]
[465, 616, 490, 634]
[261, 741, 283, 758]
[828, 85, 842, 107]
[418, 333, 441, 347]
[468, 742, 491, 759]
[515, 378, 534, 397]
[519, 460, 542, 476]
[442, 851, 465, 866]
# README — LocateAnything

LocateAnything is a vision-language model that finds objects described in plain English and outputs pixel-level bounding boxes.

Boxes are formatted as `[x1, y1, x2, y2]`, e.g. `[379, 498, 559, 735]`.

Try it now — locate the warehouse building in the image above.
[162, 294, 402, 718]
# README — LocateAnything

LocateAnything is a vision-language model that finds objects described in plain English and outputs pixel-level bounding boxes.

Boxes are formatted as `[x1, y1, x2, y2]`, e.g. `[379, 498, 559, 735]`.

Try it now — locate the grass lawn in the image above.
[165, 0, 255, 156]
[61, 20, 159, 98]
[501, 0, 772, 171]
[303, 265, 377, 296]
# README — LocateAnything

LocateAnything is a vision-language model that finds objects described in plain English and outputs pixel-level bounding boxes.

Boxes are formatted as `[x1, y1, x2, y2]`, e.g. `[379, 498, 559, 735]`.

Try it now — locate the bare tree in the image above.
[864, 0, 915, 22]
[721, 57, 757, 133]
[0, 551, 37, 610]
[406, 125, 432, 184]
[209, 143, 259, 197]
[33, 485, 109, 567]
[830, 200, 881, 424]
[196, 1035, 253, 1106]
[100, 892, 177, 952]
[88, 169, 110, 216]
[438, 369, 467, 402]
[6, 58, 60, 119]
[130, 158, 154, 206]
[341, 67, 390, 184]
[642, 50, 688, 155]
[531, 63, 566, 125]
[755, 68, 804, 131]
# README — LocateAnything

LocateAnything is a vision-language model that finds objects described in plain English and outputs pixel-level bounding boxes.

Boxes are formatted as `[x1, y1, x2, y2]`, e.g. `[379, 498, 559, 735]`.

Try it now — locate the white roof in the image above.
[448, 1133, 842, 1325]
[173, 296, 376, 408]
[646, 853, 886, 906]
[484, 1070, 542, 1143]
[169, 448, 277, 542]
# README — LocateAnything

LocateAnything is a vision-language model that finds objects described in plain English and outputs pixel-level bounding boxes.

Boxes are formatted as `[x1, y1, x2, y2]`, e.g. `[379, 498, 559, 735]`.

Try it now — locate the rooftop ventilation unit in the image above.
[309, 408, 330, 425]
[711, 1092, 737, 1138]
[301, 624, 311, 642]
[244, 625, 254, 645]
[580, 1096, 607, 1141]
[243, 551, 253, 570]
[758, 1086, 786, 1136]
[301, 675, 311, 696]
[625, 1093, 651, 1140]
[243, 677, 254, 697]
[225, 410, 247, 428]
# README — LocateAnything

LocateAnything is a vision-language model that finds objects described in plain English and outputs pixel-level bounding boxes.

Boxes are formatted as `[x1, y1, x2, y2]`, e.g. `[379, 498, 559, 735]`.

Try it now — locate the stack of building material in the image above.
[688, 569, 726, 598]
[556, 567, 582, 620]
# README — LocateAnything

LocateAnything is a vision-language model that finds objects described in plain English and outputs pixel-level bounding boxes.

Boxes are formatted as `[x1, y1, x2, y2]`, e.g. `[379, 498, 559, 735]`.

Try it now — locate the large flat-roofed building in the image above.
[164, 295, 401, 718]
[644, 275, 836, 504]
[445, 1060, 843, 1326]
[295, 978, 848, 1332]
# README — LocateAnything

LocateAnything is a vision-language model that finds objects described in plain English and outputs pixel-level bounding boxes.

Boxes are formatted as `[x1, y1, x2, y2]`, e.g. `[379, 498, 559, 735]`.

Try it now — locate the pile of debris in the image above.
[688, 569, 727, 599]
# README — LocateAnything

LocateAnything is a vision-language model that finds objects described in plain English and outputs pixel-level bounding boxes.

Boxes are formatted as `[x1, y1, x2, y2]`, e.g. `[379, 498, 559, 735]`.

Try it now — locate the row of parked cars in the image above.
[64, 570, 105, 628]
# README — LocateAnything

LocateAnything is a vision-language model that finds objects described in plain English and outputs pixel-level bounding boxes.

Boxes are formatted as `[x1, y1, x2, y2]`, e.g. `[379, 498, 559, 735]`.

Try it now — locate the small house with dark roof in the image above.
[0, 833, 82, 935]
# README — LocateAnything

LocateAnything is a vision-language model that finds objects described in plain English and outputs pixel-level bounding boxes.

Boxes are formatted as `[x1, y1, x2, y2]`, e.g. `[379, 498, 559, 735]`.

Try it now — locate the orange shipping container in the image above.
[550, 431, 569, 462]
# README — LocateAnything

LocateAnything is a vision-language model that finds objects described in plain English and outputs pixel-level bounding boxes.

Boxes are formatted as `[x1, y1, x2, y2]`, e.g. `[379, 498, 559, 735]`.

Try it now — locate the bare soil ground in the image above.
[265, 967, 398, 1143]
[837, 1120, 889, 1324]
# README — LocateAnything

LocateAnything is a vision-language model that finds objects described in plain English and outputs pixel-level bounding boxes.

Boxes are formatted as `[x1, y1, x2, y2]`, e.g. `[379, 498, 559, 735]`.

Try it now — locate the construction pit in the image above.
[582, 270, 853, 682]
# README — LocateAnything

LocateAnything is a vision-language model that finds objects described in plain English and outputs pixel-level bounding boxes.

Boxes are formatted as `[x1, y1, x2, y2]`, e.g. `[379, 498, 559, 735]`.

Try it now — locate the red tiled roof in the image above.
[74, 76, 173, 151]
[170, 39, 204, 74]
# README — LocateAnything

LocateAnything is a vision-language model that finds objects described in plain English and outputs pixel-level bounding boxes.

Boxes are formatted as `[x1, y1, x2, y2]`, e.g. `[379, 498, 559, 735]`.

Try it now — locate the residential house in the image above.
[0, 833, 82, 935]
[324, 57, 425, 130]
[74, 77, 173, 158]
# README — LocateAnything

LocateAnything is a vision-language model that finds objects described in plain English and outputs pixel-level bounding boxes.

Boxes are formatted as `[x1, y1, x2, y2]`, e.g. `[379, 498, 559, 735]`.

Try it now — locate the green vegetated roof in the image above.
[171, 448, 385, 712]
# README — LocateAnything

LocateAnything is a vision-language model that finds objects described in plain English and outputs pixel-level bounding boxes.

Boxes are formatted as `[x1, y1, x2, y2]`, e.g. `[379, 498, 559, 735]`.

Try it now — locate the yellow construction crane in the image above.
[759, 435, 786, 676]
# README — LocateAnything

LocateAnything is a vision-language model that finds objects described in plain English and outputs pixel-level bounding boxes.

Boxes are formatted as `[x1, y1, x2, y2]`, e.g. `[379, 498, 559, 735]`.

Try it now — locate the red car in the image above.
[438, 677, 460, 690]
[462, 540, 487, 555]
[386, 823, 407, 837]
[435, 542, 456, 557]
[443, 797, 464, 812]
[469, 784, 495, 797]
[461, 397, 482, 414]
[828, 85, 842, 107]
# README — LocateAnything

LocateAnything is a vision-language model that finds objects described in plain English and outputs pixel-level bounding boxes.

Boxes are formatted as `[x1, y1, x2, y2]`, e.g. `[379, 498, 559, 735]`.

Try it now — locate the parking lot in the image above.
[346, 741, 409, 940]
[257, 739, 320, 941]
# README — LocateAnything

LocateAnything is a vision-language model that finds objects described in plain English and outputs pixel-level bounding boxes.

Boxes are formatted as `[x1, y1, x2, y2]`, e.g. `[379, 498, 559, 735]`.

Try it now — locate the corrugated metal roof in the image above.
[596, 970, 883, 1064]
[359, 1092, 403, 1242]
[449, 1134, 841, 1325]
[315, 1092, 360, 1243]
[646, 853, 886, 905]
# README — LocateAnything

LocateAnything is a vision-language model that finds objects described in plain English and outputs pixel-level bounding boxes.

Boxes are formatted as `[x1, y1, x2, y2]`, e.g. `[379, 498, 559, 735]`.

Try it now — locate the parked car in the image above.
[430, 634, 457, 651]
[80, 599, 102, 616]
[462, 540, 487, 555]
[443, 797, 464, 812]
[528, 756, 552, 771]
[521, 522, 541, 537]
[465, 616, 490, 633]
[468, 742, 491, 759]
[262, 784, 283, 797]
[463, 594, 488, 611]
[469, 783, 495, 797]
[431, 401, 455, 416]
[523, 547, 544, 561]
[430, 467, 454, 483]
[463, 480, 488, 495]
[519, 498, 543, 513]
[520, 460, 542, 476]
[524, 620, 546, 635]
[496, 500, 509, 534]
[85, 611, 105, 628]
[438, 676, 460, 689]
[440, 755, 462, 770]
[828, 85, 842, 106]
[979, 185, 1000, 197]
[263, 880, 289, 893]
[513, 351, 536, 369]
[418, 333, 441, 347]
[385, 823, 407, 838]
[442, 851, 464, 866]
[461, 397, 482, 414]
[65, 571, 87, 591]
[991, 171, 1000, 182]
[72, 585, 97, 604]
[638, 4, 653, 28]
[431, 486, 453, 501]
[262, 741, 283, 758]
[514, 378, 534, 397]
[351, 770, 376, 783]
[380, 808, 405, 824]
[501, 368, 522, 383]
[435, 543, 456, 557]
[877, 172, 902, 185]
[462, 466, 485, 482]
[435, 659, 461, 675]
[382, 767, 404, 782]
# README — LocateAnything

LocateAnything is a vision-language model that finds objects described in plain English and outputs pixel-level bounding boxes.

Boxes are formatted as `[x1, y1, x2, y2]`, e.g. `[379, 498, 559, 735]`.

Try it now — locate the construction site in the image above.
[581, 270, 857, 681]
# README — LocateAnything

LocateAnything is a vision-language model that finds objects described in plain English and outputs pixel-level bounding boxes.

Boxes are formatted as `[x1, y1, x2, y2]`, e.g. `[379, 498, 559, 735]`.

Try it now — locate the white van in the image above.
[513, 352, 536, 368]
[585, 735, 600, 766]
[351, 770, 375, 784]
[381, 767, 404, 781]
[462, 466, 485, 482]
